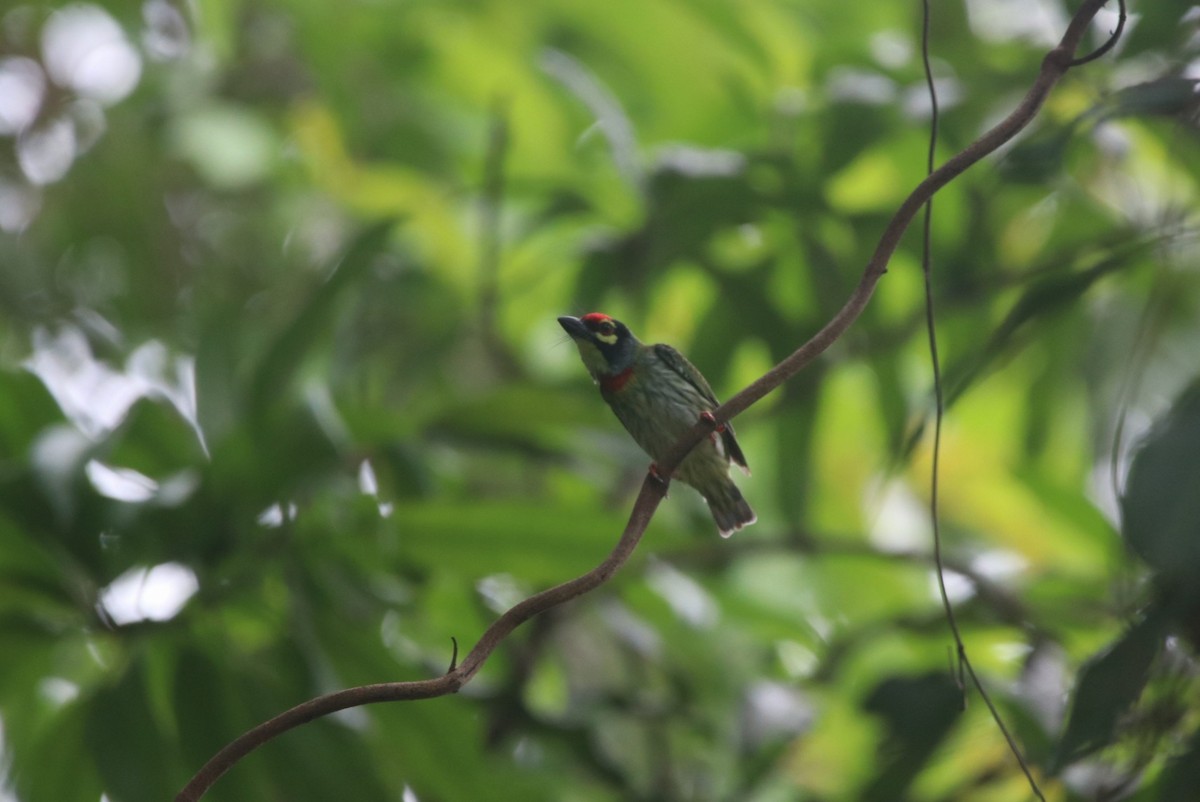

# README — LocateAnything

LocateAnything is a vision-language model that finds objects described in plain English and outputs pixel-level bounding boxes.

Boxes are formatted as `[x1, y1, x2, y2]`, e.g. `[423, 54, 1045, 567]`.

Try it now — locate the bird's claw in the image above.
[700, 411, 726, 433]
[648, 463, 669, 493]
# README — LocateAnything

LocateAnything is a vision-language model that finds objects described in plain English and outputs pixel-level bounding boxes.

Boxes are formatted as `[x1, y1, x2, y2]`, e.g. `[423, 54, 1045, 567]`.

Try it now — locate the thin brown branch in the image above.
[176, 2, 1116, 798]
[176, 472, 664, 802]
[655, 0, 1113, 465]
[1071, 0, 1126, 66]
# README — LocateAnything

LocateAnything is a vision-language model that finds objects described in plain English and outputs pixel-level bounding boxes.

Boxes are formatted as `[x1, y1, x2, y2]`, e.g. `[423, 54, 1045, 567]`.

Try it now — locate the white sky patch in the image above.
[646, 560, 718, 628]
[1019, 642, 1068, 731]
[41, 4, 141, 105]
[826, 67, 896, 105]
[743, 681, 814, 744]
[991, 641, 1033, 664]
[358, 459, 379, 495]
[155, 469, 200, 507]
[963, 0, 1067, 46]
[930, 568, 974, 604]
[38, 677, 80, 706]
[257, 501, 297, 528]
[653, 144, 745, 177]
[0, 179, 42, 233]
[24, 325, 140, 436]
[86, 459, 158, 502]
[99, 562, 199, 625]
[600, 600, 661, 658]
[0, 57, 45, 135]
[970, 549, 1028, 582]
[31, 425, 91, 481]
[1089, 462, 1123, 530]
[141, 0, 190, 61]
[303, 380, 350, 450]
[870, 31, 912, 69]
[31, 425, 92, 512]
[17, 115, 75, 185]
[0, 717, 15, 802]
[868, 479, 930, 553]
[357, 459, 393, 518]
[476, 573, 526, 614]
[903, 77, 965, 119]
[24, 325, 208, 455]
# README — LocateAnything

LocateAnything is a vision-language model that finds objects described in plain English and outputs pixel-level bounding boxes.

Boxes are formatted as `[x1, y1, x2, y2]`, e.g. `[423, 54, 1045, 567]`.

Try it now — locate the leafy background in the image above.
[2, 0, 1200, 800]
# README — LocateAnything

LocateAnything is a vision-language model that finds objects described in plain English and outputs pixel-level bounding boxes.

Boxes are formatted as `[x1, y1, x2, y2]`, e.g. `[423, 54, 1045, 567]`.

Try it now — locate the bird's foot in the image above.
[648, 463, 669, 493]
[700, 411, 726, 433]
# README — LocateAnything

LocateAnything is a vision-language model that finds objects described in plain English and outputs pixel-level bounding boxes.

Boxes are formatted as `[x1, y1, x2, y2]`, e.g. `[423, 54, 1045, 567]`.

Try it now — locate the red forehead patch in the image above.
[581, 312, 612, 325]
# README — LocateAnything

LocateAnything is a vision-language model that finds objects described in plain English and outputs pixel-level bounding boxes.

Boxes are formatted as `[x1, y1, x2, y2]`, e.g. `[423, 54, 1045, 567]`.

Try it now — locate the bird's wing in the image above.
[652, 344, 719, 405]
[652, 344, 749, 472]
[720, 425, 750, 473]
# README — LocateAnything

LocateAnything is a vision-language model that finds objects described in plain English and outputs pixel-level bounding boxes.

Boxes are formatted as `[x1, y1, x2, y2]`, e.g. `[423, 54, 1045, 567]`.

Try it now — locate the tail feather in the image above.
[704, 480, 756, 538]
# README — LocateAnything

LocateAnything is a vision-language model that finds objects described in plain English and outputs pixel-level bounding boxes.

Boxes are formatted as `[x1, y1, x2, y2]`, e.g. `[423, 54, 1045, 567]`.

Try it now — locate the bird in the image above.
[558, 312, 755, 537]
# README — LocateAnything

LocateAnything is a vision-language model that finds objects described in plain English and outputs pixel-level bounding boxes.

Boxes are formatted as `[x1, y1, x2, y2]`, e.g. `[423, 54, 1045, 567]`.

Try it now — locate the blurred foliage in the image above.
[2, 0, 1200, 800]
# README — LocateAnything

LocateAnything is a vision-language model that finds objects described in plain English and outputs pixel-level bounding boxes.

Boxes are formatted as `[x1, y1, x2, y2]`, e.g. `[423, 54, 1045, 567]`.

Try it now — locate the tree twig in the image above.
[176, 471, 663, 801]
[670, 0, 1114, 449]
[1070, 0, 1126, 66]
[176, 2, 1117, 798]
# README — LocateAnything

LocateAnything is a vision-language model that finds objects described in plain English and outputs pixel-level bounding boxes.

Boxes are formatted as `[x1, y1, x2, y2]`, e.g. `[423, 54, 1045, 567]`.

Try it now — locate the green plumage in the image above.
[559, 314, 755, 537]
[647, 343, 748, 471]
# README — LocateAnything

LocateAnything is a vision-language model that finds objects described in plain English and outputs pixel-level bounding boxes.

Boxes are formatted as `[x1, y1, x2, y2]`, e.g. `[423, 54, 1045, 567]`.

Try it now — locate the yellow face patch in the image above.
[581, 313, 619, 343]
[573, 339, 610, 376]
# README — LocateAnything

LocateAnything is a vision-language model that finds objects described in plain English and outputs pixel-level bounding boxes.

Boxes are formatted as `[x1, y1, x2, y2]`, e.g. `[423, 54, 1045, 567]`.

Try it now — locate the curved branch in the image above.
[176, 2, 1117, 798]
[685, 0, 1112, 442]
[175, 474, 664, 802]
[1071, 0, 1126, 66]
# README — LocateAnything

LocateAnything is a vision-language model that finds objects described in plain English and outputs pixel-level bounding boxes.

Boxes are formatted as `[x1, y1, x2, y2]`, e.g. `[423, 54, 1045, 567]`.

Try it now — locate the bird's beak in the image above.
[557, 316, 588, 340]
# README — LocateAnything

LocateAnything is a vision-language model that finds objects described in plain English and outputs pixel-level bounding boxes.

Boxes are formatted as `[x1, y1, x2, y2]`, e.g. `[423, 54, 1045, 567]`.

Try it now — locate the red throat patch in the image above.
[600, 367, 634, 393]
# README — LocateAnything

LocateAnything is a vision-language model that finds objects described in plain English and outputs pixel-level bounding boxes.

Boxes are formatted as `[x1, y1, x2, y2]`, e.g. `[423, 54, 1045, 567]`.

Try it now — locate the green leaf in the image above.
[431, 385, 607, 451]
[1156, 724, 1200, 802]
[1101, 77, 1200, 121]
[998, 128, 1075, 184]
[391, 501, 638, 583]
[861, 672, 963, 802]
[1050, 608, 1168, 772]
[1121, 379, 1200, 608]
[12, 700, 105, 802]
[85, 663, 180, 801]
[248, 219, 397, 417]
[941, 253, 1134, 412]
[0, 369, 62, 456]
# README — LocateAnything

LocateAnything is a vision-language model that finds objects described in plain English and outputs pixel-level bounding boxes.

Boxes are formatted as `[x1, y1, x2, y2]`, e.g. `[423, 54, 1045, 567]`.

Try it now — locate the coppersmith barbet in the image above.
[558, 313, 755, 537]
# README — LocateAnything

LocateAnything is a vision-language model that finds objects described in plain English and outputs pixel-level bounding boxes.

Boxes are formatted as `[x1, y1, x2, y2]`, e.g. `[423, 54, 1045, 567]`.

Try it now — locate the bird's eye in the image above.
[598, 322, 615, 336]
